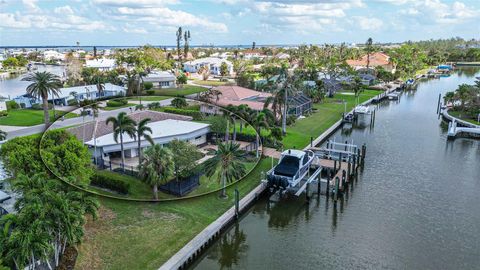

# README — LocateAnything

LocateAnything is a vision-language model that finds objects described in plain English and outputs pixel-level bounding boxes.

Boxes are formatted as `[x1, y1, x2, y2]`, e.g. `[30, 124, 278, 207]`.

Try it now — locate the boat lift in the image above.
[267, 140, 366, 202]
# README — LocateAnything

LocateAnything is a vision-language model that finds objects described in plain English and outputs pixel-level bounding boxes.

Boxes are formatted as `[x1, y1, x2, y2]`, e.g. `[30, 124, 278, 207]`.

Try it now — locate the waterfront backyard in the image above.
[74, 89, 382, 269]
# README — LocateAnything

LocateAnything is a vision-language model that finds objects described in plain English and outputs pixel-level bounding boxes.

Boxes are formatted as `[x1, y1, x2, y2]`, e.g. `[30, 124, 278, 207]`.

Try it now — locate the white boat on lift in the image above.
[267, 149, 315, 189]
[354, 105, 370, 114]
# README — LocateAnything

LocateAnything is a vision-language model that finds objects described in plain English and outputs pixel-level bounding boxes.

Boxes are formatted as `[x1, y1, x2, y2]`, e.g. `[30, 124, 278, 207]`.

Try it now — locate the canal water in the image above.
[0, 64, 65, 98]
[192, 68, 480, 270]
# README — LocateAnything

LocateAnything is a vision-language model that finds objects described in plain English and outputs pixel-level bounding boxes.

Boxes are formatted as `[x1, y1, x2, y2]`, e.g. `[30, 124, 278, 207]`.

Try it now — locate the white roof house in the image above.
[183, 57, 233, 76]
[43, 50, 65, 61]
[85, 58, 116, 71]
[85, 119, 210, 158]
[143, 71, 177, 88]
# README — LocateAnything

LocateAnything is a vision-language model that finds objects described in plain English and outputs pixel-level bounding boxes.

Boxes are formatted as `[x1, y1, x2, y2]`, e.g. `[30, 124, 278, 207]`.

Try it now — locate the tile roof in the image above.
[67, 110, 192, 142]
[210, 86, 272, 111]
[346, 52, 392, 67]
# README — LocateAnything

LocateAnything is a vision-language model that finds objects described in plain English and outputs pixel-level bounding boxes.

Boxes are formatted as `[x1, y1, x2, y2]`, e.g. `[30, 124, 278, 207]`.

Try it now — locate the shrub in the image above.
[148, 102, 161, 109]
[0, 111, 8, 117]
[6, 100, 19, 110]
[287, 115, 297, 125]
[143, 82, 154, 90]
[31, 103, 53, 110]
[163, 107, 202, 120]
[146, 90, 155, 95]
[91, 171, 131, 195]
[67, 99, 78, 106]
[171, 97, 188, 108]
[106, 98, 128, 107]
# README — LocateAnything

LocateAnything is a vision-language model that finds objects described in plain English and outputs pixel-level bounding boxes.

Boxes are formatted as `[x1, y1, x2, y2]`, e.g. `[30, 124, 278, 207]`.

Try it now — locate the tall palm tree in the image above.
[138, 144, 174, 200]
[22, 71, 62, 125]
[250, 111, 269, 158]
[204, 142, 246, 198]
[135, 118, 154, 168]
[106, 112, 136, 171]
[0, 130, 6, 141]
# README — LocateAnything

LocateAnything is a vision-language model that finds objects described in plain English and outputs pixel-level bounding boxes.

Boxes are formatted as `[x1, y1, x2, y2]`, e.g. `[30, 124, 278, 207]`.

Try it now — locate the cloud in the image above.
[353, 16, 383, 31]
[92, 0, 179, 8]
[54, 5, 74, 15]
[105, 6, 228, 33]
[122, 24, 148, 34]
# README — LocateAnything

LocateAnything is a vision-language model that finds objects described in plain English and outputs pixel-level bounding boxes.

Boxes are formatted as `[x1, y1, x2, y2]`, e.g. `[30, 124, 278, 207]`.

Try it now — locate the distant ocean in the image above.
[0, 44, 299, 51]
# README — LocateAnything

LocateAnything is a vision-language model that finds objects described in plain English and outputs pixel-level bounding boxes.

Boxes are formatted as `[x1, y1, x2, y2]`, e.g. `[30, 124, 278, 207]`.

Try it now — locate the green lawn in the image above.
[192, 80, 233, 86]
[101, 103, 136, 111]
[282, 90, 382, 149]
[0, 109, 77, 126]
[127, 96, 170, 102]
[449, 110, 480, 125]
[76, 158, 273, 270]
[154, 85, 208, 96]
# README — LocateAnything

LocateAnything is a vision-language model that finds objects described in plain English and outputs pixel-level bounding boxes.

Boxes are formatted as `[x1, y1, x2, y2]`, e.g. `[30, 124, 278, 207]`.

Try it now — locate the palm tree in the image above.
[138, 144, 174, 200]
[204, 142, 246, 198]
[22, 71, 62, 125]
[135, 118, 154, 168]
[250, 111, 270, 158]
[0, 130, 6, 141]
[106, 112, 136, 171]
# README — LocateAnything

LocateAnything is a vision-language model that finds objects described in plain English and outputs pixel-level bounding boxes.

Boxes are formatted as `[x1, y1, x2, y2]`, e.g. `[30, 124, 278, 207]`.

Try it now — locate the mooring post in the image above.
[347, 156, 351, 183]
[234, 189, 240, 219]
[306, 182, 310, 202]
[310, 137, 313, 147]
[317, 173, 321, 198]
[334, 177, 340, 202]
[341, 170, 346, 190]
[339, 152, 342, 170]
[326, 140, 330, 150]
[333, 159, 337, 173]
[326, 172, 331, 196]
[361, 144, 366, 167]
[344, 140, 348, 151]
[356, 148, 361, 166]
[436, 93, 441, 114]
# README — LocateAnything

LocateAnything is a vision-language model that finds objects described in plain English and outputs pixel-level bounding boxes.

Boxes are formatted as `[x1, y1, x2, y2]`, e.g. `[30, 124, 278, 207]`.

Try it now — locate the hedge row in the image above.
[106, 98, 128, 107]
[91, 171, 131, 194]
[163, 107, 203, 120]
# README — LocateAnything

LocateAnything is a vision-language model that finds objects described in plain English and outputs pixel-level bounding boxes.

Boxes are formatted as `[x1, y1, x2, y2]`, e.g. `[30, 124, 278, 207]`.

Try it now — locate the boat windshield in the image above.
[274, 155, 300, 177]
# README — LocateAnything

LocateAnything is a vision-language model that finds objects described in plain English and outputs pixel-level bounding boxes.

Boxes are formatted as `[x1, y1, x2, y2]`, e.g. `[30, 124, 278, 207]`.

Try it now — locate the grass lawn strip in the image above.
[101, 103, 136, 111]
[0, 109, 77, 126]
[154, 85, 207, 96]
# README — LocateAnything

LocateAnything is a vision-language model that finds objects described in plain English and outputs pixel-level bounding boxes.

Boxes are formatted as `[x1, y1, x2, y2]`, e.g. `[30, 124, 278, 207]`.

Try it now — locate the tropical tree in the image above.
[204, 142, 246, 198]
[138, 144, 174, 199]
[220, 62, 229, 77]
[0, 130, 6, 141]
[22, 71, 62, 125]
[365, 37, 373, 71]
[171, 97, 188, 108]
[106, 112, 136, 171]
[168, 139, 202, 182]
[177, 73, 187, 88]
[135, 118, 154, 168]
[250, 111, 269, 158]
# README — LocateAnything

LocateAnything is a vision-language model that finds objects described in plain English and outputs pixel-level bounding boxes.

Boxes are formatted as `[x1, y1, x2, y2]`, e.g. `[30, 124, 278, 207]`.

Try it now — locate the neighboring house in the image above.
[67, 111, 208, 161]
[242, 49, 266, 60]
[276, 53, 290, 59]
[85, 58, 116, 71]
[346, 52, 396, 73]
[183, 57, 233, 76]
[358, 73, 376, 86]
[43, 50, 65, 61]
[200, 85, 272, 115]
[13, 83, 125, 108]
[0, 97, 7, 111]
[143, 71, 177, 88]
[320, 78, 344, 97]
[287, 93, 312, 117]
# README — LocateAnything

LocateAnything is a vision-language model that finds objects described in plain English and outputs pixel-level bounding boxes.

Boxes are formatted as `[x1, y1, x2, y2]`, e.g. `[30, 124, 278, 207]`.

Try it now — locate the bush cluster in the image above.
[91, 171, 131, 194]
[6, 100, 19, 110]
[0, 111, 8, 117]
[31, 103, 53, 110]
[163, 107, 202, 120]
[146, 90, 155, 95]
[106, 98, 128, 107]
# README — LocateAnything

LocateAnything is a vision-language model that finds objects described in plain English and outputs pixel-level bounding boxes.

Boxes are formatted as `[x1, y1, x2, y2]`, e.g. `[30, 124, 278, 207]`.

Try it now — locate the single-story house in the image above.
[13, 83, 125, 108]
[43, 50, 65, 61]
[85, 58, 116, 71]
[200, 85, 272, 114]
[358, 73, 376, 86]
[67, 111, 208, 161]
[143, 71, 176, 88]
[346, 52, 396, 73]
[276, 53, 290, 59]
[242, 50, 266, 60]
[183, 57, 233, 76]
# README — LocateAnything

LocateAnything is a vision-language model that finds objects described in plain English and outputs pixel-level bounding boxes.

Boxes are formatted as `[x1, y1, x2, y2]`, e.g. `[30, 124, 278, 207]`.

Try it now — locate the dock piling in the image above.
[334, 177, 340, 202]
[234, 189, 239, 219]
[436, 93, 441, 114]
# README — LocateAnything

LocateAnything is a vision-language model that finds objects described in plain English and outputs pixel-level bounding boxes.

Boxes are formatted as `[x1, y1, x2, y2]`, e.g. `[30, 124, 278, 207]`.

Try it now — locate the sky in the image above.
[0, 0, 479, 46]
